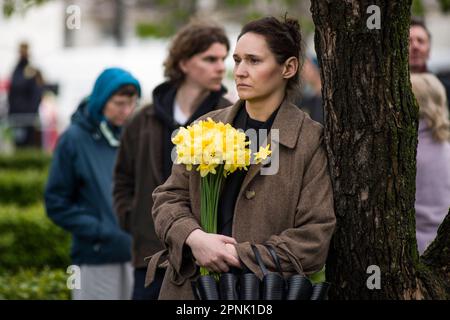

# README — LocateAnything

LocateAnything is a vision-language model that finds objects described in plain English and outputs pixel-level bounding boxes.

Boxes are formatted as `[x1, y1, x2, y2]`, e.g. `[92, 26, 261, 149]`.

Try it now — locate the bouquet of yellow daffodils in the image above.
[172, 118, 271, 276]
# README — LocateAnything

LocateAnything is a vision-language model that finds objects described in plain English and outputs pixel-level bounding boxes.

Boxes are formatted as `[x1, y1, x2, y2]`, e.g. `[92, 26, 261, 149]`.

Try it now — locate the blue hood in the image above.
[87, 67, 141, 123]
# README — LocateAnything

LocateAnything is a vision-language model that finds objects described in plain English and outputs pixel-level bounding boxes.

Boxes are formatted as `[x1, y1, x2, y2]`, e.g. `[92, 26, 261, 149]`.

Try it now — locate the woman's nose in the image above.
[234, 63, 248, 78]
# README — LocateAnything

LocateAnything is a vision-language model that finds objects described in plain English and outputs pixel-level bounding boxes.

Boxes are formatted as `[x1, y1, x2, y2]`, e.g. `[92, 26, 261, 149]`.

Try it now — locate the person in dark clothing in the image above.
[436, 70, 450, 118]
[45, 67, 141, 300]
[7, 42, 44, 147]
[113, 20, 232, 300]
[296, 58, 324, 124]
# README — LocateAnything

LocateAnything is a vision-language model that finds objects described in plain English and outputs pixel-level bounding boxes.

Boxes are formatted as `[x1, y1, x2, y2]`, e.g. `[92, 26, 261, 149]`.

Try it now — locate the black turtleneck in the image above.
[217, 104, 279, 236]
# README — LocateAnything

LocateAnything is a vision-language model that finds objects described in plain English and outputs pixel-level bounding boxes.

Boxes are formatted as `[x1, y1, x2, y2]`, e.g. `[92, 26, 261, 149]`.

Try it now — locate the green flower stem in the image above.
[199, 164, 225, 277]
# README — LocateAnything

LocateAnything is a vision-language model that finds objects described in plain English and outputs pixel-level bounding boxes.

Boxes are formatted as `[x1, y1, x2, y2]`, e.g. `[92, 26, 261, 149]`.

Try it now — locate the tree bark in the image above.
[421, 210, 450, 296]
[310, 0, 449, 299]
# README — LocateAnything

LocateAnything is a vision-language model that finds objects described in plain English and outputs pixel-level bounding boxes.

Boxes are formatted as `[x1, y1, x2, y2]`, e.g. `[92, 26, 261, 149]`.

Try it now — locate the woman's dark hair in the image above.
[164, 20, 230, 86]
[238, 16, 304, 101]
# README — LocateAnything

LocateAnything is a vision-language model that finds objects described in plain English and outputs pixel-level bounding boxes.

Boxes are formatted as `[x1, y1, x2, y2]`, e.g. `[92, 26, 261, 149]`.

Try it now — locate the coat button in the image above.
[245, 190, 256, 200]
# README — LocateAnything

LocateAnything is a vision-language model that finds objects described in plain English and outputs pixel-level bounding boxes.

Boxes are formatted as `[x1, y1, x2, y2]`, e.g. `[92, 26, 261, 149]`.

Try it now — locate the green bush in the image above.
[0, 169, 47, 206]
[439, 0, 450, 12]
[136, 21, 176, 38]
[0, 204, 71, 272]
[0, 149, 51, 170]
[0, 268, 70, 300]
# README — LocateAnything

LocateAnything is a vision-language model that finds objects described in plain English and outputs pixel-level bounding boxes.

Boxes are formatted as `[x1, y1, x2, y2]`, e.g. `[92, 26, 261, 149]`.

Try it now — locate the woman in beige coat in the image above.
[148, 16, 336, 299]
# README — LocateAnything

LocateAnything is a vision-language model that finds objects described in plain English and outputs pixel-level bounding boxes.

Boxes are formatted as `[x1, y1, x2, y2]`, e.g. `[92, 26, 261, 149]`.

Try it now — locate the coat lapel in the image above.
[235, 99, 305, 201]
[190, 98, 306, 224]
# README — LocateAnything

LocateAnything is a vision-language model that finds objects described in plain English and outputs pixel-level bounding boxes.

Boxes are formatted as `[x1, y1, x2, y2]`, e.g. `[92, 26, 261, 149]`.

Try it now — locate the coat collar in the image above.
[218, 98, 305, 149]
[213, 98, 306, 208]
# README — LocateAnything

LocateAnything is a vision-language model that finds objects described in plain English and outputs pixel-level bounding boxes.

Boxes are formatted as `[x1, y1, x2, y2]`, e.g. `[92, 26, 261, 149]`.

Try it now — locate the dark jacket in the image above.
[148, 99, 336, 299]
[113, 82, 231, 268]
[45, 100, 132, 265]
[8, 58, 43, 115]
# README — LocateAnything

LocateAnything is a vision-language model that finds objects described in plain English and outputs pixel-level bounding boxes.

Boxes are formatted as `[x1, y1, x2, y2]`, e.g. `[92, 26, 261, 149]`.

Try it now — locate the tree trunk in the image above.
[310, 0, 449, 299]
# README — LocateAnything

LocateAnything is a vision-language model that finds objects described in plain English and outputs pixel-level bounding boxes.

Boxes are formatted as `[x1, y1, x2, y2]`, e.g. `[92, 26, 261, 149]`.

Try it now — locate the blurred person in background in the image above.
[409, 18, 431, 74]
[113, 20, 231, 300]
[7, 42, 44, 148]
[297, 57, 324, 124]
[0, 76, 12, 153]
[0, 76, 9, 117]
[39, 89, 59, 153]
[409, 17, 450, 115]
[411, 73, 450, 255]
[45, 68, 141, 300]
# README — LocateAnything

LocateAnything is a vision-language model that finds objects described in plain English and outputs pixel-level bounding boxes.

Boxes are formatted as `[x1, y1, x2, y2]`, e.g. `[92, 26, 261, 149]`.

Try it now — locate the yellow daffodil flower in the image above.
[254, 144, 272, 164]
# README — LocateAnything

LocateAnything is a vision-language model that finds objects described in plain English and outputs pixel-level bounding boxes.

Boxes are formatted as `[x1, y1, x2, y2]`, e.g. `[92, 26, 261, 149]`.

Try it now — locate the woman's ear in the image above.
[179, 59, 188, 73]
[282, 57, 299, 79]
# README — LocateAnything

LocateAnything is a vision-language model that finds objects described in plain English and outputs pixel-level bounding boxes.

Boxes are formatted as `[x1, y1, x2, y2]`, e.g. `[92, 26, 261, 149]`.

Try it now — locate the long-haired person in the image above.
[113, 20, 231, 299]
[411, 73, 450, 254]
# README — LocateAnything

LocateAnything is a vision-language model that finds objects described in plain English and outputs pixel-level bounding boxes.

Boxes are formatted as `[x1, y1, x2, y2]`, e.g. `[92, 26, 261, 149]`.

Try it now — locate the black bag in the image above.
[192, 274, 220, 300]
[192, 245, 330, 300]
[256, 244, 330, 300]
[310, 282, 331, 300]
[238, 269, 260, 300]
[263, 245, 313, 300]
[219, 271, 239, 300]
[252, 244, 286, 300]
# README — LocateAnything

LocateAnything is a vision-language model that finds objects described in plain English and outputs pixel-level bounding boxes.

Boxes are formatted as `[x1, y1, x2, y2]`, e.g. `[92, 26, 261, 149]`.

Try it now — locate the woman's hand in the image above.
[186, 229, 241, 273]
[225, 243, 239, 260]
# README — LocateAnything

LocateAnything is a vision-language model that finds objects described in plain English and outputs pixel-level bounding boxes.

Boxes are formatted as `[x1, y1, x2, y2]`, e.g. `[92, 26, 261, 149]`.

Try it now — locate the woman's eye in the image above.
[250, 58, 260, 64]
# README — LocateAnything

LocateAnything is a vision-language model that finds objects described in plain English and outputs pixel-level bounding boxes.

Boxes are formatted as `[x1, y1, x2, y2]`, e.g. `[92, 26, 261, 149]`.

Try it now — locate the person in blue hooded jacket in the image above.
[45, 67, 141, 300]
